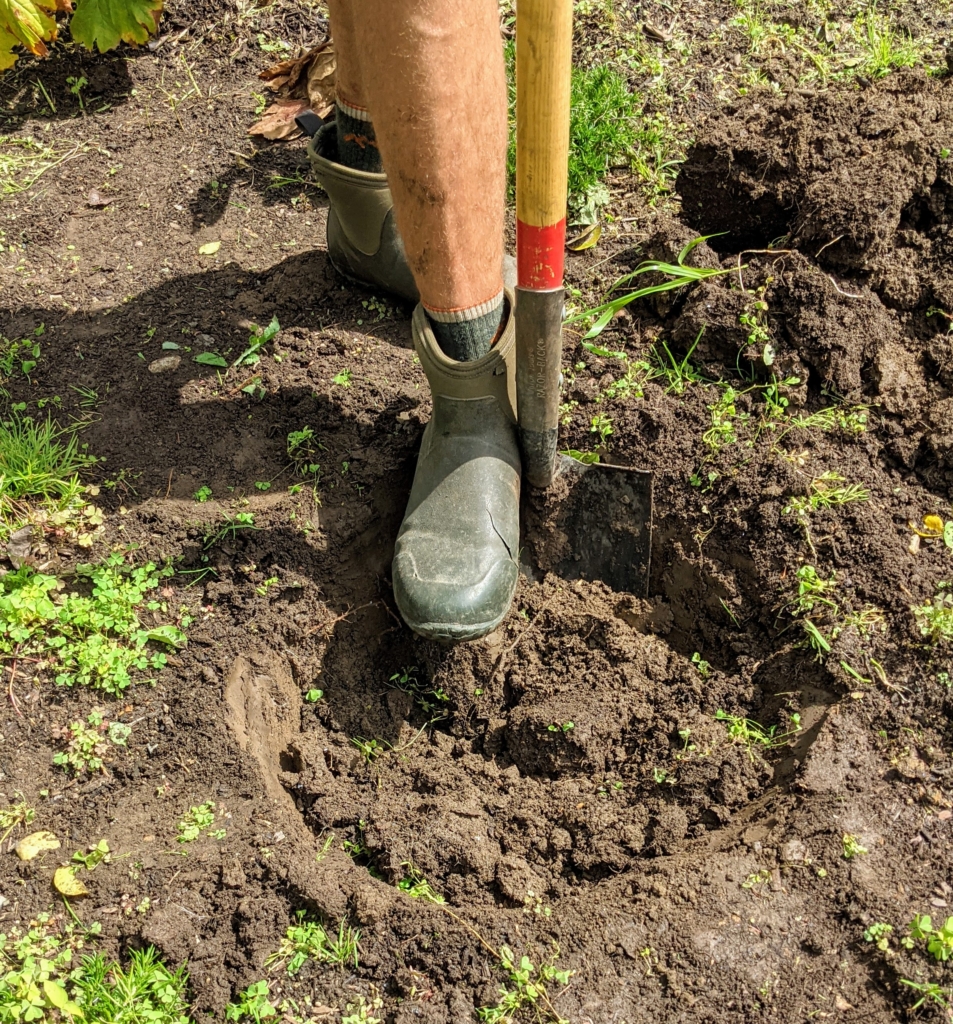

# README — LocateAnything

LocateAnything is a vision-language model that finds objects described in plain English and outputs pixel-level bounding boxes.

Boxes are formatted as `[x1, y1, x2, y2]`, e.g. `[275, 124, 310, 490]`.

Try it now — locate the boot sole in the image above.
[402, 608, 509, 644]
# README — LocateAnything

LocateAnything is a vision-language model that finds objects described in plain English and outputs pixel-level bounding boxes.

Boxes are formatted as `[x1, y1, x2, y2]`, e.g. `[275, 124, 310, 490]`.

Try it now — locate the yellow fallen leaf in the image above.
[198, 241, 221, 256]
[15, 831, 60, 861]
[566, 222, 602, 252]
[911, 514, 945, 539]
[53, 866, 88, 897]
[849, 691, 866, 700]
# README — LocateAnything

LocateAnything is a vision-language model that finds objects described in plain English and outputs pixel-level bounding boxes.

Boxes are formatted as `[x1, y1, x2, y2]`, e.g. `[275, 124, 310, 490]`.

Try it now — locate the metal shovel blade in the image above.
[522, 454, 653, 597]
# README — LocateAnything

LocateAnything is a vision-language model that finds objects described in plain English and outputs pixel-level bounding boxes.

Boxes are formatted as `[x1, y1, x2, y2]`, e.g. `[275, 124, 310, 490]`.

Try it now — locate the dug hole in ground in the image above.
[1, 0, 953, 1022]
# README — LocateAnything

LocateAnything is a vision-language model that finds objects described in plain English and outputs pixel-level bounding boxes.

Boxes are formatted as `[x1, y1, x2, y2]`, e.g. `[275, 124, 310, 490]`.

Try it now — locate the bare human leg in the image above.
[322, 0, 519, 641]
[326, 0, 506, 357]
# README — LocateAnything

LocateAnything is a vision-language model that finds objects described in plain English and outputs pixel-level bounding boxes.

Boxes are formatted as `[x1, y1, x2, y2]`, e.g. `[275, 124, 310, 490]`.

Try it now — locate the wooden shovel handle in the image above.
[515, 0, 573, 290]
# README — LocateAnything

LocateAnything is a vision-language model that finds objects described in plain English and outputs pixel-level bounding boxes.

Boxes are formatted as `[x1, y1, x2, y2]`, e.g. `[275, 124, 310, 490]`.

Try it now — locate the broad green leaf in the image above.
[42, 980, 83, 1017]
[69, 0, 162, 53]
[0, 0, 59, 69]
[194, 352, 227, 368]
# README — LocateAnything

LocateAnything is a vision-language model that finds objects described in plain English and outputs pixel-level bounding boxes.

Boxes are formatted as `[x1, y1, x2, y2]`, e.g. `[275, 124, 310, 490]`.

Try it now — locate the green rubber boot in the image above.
[393, 290, 521, 641]
[307, 123, 420, 304]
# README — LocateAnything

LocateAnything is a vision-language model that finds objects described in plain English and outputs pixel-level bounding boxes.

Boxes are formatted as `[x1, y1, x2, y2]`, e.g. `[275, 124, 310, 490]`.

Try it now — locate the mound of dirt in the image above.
[678, 72, 953, 312]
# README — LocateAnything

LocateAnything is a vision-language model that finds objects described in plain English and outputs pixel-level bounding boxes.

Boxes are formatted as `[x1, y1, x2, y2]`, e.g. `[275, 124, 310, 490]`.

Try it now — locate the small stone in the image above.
[6, 525, 33, 569]
[148, 355, 181, 374]
[781, 839, 810, 863]
[195, 333, 215, 346]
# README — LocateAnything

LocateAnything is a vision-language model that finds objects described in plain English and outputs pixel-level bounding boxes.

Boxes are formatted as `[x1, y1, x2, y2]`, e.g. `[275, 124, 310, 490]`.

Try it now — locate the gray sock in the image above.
[425, 292, 505, 362]
[335, 100, 382, 173]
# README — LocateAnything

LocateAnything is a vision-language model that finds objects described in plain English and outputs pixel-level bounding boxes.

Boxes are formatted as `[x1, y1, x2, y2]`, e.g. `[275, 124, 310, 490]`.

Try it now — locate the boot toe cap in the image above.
[392, 549, 518, 642]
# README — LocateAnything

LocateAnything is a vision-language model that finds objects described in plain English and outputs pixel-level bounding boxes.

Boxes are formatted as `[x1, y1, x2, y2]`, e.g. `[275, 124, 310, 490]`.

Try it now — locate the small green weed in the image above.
[906, 914, 953, 962]
[233, 316, 279, 369]
[388, 666, 450, 720]
[842, 833, 867, 859]
[226, 979, 275, 1022]
[863, 922, 893, 951]
[177, 801, 225, 843]
[332, 369, 352, 388]
[783, 472, 870, 552]
[590, 413, 613, 447]
[788, 565, 839, 616]
[52, 710, 130, 774]
[715, 709, 797, 760]
[342, 994, 383, 1024]
[564, 239, 730, 341]
[304, 688, 323, 703]
[265, 912, 360, 974]
[703, 386, 746, 453]
[546, 721, 575, 734]
[193, 485, 212, 503]
[477, 944, 572, 1024]
[913, 585, 953, 643]
[691, 652, 710, 676]
[203, 511, 258, 549]
[741, 868, 772, 890]
[0, 797, 34, 846]
[0, 554, 185, 695]
[901, 979, 950, 1011]
[287, 427, 323, 496]
[0, 328, 43, 381]
[351, 737, 385, 763]
[397, 865, 445, 905]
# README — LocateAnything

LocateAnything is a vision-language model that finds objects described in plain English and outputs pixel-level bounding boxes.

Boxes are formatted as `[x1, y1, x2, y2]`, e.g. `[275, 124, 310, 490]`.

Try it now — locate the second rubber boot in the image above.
[307, 122, 419, 304]
[392, 289, 521, 642]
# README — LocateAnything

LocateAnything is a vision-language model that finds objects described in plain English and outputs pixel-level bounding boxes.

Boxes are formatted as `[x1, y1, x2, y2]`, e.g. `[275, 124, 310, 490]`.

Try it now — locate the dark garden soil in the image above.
[2, 1, 953, 1021]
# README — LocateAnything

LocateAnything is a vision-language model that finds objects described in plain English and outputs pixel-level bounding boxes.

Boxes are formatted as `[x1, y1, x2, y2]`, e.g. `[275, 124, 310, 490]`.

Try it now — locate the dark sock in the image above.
[424, 293, 505, 362]
[335, 101, 383, 173]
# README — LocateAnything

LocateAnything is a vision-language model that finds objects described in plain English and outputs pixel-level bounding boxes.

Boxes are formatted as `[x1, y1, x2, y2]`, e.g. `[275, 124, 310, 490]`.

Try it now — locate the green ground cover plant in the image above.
[0, 553, 186, 695]
[913, 585, 953, 642]
[0, 913, 191, 1024]
[52, 710, 130, 774]
[265, 912, 361, 974]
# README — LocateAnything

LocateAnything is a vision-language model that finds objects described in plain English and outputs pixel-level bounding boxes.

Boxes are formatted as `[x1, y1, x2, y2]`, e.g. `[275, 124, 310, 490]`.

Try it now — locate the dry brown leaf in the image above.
[259, 40, 334, 100]
[248, 99, 310, 140]
[306, 43, 336, 119]
[251, 41, 335, 136]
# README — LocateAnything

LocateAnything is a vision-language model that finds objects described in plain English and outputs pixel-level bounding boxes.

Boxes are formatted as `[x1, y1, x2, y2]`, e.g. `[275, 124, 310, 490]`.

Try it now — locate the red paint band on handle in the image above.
[516, 219, 566, 290]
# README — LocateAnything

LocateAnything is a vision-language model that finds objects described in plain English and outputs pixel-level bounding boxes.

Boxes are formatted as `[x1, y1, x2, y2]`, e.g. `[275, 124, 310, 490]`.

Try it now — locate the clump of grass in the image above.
[265, 912, 361, 974]
[72, 947, 193, 1024]
[0, 413, 95, 503]
[0, 912, 190, 1024]
[565, 237, 731, 341]
[505, 42, 685, 215]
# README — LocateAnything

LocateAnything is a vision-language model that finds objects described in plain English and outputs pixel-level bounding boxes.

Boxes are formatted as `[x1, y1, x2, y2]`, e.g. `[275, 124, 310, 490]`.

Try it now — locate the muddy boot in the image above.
[308, 122, 516, 304]
[392, 290, 520, 642]
[307, 122, 420, 304]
